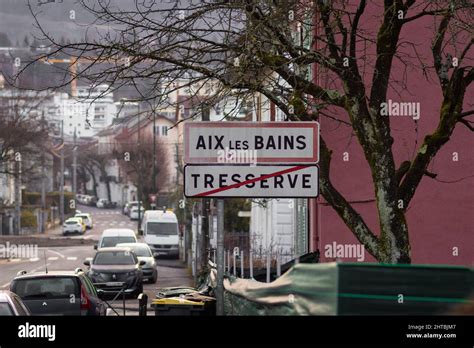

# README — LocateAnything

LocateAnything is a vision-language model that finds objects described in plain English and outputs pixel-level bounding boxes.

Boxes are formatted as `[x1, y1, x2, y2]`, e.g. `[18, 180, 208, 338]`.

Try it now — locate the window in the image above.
[93, 250, 136, 265]
[12, 296, 29, 315]
[147, 222, 178, 236]
[161, 126, 168, 136]
[0, 303, 13, 315]
[12, 277, 79, 299]
[215, 106, 221, 115]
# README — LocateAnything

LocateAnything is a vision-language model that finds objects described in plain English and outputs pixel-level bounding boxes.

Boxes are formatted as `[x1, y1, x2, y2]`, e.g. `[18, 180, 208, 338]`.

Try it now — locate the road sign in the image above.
[184, 165, 319, 198]
[184, 122, 319, 164]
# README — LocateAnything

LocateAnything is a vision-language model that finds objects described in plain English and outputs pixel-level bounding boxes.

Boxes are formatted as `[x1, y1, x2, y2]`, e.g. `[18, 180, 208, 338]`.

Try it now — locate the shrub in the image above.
[21, 210, 37, 228]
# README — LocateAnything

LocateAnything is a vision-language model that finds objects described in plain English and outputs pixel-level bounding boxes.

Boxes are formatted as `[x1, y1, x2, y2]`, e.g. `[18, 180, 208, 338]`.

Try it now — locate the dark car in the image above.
[10, 269, 106, 316]
[0, 290, 31, 316]
[84, 247, 145, 298]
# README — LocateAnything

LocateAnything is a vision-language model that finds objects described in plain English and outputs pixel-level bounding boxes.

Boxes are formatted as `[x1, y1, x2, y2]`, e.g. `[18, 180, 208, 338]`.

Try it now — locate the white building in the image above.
[43, 84, 117, 138]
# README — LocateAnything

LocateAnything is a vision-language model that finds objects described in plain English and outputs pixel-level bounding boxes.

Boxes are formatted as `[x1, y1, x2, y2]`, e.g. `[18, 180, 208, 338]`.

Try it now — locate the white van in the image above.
[95, 228, 137, 250]
[141, 210, 179, 258]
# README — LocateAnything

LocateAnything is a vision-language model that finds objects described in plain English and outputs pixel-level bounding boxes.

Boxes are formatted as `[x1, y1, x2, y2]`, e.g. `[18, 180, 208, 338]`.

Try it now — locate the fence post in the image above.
[249, 250, 253, 279]
[138, 293, 148, 316]
[240, 250, 244, 278]
[266, 249, 271, 283]
[233, 248, 236, 276]
[277, 251, 281, 277]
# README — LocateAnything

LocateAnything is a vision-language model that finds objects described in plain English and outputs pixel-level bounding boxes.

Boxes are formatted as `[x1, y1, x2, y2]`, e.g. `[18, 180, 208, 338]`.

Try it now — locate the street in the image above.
[0, 205, 193, 314]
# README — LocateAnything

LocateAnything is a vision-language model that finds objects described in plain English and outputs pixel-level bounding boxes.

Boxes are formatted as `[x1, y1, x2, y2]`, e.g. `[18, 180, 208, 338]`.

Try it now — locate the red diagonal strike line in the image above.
[193, 165, 310, 197]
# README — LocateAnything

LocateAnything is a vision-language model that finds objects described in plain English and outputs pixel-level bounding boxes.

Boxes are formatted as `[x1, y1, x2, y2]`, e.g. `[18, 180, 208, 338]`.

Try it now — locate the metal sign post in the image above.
[183, 121, 320, 316]
[216, 199, 224, 316]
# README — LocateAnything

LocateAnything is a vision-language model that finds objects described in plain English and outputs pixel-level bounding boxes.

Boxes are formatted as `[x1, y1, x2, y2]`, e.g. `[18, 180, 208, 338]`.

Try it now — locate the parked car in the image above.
[95, 228, 137, 250]
[84, 247, 145, 298]
[129, 206, 145, 221]
[0, 290, 31, 316]
[75, 213, 93, 229]
[86, 196, 98, 206]
[63, 217, 86, 235]
[97, 199, 117, 209]
[10, 270, 106, 316]
[116, 243, 157, 283]
[123, 201, 143, 216]
[96, 199, 108, 209]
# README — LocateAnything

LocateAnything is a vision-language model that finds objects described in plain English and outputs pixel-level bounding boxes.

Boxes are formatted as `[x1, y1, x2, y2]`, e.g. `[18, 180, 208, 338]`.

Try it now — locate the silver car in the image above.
[116, 243, 158, 283]
[0, 290, 31, 316]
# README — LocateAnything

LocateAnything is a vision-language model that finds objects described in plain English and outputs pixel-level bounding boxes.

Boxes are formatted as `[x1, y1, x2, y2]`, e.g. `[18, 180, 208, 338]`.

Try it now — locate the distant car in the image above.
[129, 206, 145, 221]
[116, 243, 157, 283]
[0, 290, 31, 316]
[63, 217, 86, 235]
[86, 196, 98, 206]
[123, 201, 143, 216]
[96, 199, 108, 209]
[76, 194, 84, 203]
[97, 199, 117, 209]
[75, 213, 93, 229]
[84, 247, 145, 298]
[10, 270, 106, 316]
[96, 228, 137, 250]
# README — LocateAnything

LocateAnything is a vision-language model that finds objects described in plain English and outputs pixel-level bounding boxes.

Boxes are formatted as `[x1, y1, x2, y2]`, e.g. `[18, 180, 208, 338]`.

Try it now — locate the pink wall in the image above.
[312, 2, 473, 266]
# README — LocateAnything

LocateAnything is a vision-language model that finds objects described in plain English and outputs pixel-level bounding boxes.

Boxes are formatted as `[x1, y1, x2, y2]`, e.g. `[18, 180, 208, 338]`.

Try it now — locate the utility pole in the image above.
[137, 103, 142, 231]
[201, 106, 210, 270]
[40, 112, 46, 233]
[152, 111, 156, 209]
[14, 154, 21, 235]
[201, 199, 209, 270]
[59, 120, 65, 224]
[72, 127, 77, 213]
[216, 199, 225, 316]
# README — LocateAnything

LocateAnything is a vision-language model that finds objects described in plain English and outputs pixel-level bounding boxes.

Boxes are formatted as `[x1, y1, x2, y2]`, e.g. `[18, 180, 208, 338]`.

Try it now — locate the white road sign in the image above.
[184, 165, 319, 198]
[184, 122, 319, 164]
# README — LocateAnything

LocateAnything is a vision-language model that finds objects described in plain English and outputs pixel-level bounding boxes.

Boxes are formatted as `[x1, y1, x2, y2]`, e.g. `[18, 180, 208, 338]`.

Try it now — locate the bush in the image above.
[23, 192, 41, 205]
[47, 192, 74, 214]
[21, 210, 37, 228]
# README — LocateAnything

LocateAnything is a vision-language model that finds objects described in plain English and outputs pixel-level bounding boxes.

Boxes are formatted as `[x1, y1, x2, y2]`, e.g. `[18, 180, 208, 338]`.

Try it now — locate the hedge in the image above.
[21, 210, 37, 228]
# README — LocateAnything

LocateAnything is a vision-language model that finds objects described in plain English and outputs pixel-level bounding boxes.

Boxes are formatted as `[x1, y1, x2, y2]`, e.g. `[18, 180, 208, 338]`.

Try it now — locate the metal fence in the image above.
[209, 247, 299, 283]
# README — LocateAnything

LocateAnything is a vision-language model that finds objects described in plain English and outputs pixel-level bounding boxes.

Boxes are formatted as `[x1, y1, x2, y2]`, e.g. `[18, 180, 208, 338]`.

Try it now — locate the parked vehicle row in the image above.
[76, 194, 97, 206]
[96, 198, 117, 209]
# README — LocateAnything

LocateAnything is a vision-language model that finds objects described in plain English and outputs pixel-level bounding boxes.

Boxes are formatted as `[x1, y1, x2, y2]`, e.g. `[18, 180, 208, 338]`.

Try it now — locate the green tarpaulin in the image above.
[223, 262, 473, 315]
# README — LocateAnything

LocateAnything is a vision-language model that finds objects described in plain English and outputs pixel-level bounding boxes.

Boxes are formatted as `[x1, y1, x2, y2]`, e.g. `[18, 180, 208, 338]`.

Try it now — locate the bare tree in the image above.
[115, 135, 170, 209]
[23, 0, 473, 263]
[77, 144, 114, 201]
[0, 90, 49, 179]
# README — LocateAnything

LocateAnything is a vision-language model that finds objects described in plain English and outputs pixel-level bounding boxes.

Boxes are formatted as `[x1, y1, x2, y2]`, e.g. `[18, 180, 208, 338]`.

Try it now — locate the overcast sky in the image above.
[0, 0, 134, 45]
